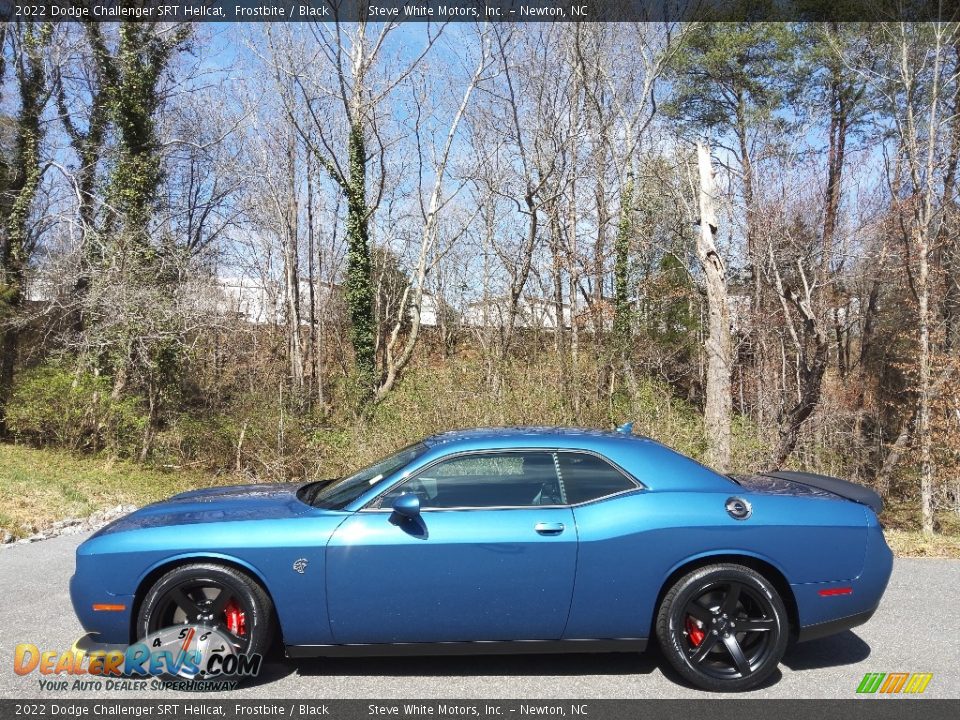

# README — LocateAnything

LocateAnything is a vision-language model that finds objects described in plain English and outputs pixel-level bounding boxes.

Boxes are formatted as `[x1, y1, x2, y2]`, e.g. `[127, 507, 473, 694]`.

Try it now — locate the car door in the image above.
[325, 450, 577, 644]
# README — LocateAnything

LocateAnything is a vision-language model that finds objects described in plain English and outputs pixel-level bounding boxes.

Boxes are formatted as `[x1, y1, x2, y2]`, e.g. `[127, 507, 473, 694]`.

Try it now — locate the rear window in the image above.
[557, 453, 637, 504]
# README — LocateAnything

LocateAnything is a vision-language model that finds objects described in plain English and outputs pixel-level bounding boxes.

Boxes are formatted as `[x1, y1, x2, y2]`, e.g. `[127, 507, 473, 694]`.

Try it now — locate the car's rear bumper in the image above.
[792, 516, 892, 641]
[796, 606, 877, 642]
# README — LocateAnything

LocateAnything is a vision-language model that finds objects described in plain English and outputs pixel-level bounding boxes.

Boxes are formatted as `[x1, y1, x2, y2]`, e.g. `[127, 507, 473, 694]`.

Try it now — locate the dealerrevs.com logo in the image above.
[13, 625, 262, 692]
[856, 673, 933, 695]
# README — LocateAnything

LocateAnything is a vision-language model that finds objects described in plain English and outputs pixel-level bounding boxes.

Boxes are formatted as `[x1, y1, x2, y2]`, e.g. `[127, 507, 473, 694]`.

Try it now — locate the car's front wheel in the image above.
[136, 562, 275, 677]
[656, 563, 789, 692]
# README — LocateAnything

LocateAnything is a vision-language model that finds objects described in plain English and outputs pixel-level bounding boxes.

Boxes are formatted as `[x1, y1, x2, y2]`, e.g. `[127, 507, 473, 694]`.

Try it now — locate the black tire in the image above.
[137, 563, 275, 681]
[656, 563, 789, 692]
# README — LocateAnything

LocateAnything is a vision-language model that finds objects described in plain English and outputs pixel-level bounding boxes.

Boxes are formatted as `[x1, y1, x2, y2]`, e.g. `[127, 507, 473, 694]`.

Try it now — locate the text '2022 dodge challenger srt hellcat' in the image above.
[70, 425, 892, 691]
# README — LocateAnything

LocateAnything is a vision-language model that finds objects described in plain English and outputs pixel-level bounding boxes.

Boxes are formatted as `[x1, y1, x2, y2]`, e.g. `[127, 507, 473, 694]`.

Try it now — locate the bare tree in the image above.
[767, 240, 830, 468]
[373, 27, 491, 402]
[862, 23, 960, 534]
[264, 17, 443, 402]
[695, 141, 733, 470]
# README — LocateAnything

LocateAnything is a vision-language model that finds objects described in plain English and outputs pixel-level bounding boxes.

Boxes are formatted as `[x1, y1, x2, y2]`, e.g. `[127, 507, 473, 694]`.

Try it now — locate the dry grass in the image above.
[0, 443, 236, 539]
[883, 530, 960, 559]
[880, 501, 960, 559]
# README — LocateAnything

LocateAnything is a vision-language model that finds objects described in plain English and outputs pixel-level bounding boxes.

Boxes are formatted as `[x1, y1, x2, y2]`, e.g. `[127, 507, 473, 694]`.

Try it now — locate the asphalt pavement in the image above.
[1, 532, 957, 699]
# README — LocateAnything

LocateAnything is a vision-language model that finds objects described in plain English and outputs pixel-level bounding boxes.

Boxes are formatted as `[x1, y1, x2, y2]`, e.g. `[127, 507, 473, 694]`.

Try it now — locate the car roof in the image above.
[424, 426, 643, 447]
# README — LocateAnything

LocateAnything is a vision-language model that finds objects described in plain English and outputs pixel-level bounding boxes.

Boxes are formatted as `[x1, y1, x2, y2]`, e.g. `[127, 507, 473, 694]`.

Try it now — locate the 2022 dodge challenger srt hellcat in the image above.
[70, 426, 892, 691]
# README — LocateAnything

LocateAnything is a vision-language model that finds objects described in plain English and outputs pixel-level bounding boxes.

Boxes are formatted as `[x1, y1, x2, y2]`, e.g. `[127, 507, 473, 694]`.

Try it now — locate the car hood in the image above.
[90, 482, 311, 537]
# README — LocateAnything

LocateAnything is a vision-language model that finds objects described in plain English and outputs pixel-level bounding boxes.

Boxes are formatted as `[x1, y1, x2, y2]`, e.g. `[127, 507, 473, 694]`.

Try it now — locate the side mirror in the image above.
[392, 494, 421, 519]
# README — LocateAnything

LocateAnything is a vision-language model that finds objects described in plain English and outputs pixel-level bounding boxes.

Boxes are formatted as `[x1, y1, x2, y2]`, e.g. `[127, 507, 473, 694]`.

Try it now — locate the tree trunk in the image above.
[548, 203, 567, 383]
[612, 174, 634, 366]
[821, 74, 847, 283]
[500, 193, 538, 362]
[917, 222, 934, 537]
[59, 24, 111, 330]
[940, 38, 960, 352]
[305, 147, 318, 406]
[374, 49, 484, 402]
[770, 339, 829, 468]
[696, 141, 733, 471]
[768, 251, 830, 468]
[283, 132, 304, 395]
[735, 92, 758, 300]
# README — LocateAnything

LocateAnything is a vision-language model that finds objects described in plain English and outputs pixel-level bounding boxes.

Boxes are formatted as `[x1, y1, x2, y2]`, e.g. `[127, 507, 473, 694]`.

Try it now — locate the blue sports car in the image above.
[70, 426, 892, 691]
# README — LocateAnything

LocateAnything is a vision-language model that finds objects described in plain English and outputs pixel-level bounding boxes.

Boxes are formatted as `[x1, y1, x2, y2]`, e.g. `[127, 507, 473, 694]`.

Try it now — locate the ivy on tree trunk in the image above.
[94, 18, 190, 457]
[345, 123, 377, 399]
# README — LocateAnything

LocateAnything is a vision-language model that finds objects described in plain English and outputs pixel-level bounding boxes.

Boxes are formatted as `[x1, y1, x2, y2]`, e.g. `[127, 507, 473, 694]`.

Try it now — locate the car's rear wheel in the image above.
[656, 563, 788, 692]
[137, 563, 275, 677]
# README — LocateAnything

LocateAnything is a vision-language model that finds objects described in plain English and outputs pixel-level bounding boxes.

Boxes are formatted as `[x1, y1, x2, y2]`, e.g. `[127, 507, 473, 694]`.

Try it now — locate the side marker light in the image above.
[818, 587, 853, 597]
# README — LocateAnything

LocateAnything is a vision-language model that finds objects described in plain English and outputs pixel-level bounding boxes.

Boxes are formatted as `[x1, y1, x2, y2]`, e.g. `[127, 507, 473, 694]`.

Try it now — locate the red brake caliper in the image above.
[224, 599, 247, 637]
[686, 616, 705, 647]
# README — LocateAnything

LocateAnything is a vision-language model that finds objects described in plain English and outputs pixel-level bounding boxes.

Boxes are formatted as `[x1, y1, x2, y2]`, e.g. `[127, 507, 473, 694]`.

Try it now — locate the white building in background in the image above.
[213, 275, 579, 331]
[418, 294, 440, 327]
[463, 296, 572, 330]
[213, 276, 442, 328]
[216, 276, 283, 325]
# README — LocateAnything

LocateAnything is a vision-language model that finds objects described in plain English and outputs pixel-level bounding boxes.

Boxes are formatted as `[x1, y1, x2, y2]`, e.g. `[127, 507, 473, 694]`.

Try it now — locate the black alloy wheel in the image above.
[656, 563, 789, 691]
[137, 563, 275, 668]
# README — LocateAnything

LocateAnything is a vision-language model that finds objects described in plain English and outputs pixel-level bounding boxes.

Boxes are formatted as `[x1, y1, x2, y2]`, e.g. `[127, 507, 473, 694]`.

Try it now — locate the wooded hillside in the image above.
[0, 20, 957, 539]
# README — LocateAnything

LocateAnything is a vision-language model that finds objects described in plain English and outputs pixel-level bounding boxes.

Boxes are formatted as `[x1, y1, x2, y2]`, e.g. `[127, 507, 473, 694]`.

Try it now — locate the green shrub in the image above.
[5, 363, 146, 456]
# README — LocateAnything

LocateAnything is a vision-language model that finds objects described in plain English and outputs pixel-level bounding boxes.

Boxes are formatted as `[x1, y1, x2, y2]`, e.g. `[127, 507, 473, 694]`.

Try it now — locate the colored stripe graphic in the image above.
[856, 672, 933, 694]
[880, 672, 910, 693]
[857, 673, 885, 693]
[903, 674, 933, 694]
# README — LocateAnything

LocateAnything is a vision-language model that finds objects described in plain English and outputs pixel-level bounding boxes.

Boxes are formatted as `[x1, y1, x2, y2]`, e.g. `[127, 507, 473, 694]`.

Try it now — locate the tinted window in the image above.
[379, 452, 562, 509]
[557, 453, 636, 504]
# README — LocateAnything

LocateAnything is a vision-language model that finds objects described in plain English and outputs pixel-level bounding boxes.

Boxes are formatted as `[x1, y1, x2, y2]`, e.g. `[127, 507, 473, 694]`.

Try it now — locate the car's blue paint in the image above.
[562, 490, 869, 640]
[70, 570, 132, 643]
[789, 513, 893, 629]
[70, 426, 892, 651]
[74, 512, 353, 646]
[326, 506, 578, 643]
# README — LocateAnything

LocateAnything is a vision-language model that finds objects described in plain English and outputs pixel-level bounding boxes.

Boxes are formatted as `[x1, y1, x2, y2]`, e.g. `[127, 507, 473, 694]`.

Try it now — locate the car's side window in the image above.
[378, 452, 562, 509]
[556, 452, 637, 504]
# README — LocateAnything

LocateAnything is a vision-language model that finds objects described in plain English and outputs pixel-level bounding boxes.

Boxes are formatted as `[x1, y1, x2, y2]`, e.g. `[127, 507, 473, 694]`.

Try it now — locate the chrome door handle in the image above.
[535, 522, 565, 536]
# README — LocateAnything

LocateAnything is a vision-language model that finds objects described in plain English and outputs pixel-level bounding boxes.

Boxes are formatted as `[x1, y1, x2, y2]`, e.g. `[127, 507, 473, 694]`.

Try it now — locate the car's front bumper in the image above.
[70, 565, 134, 645]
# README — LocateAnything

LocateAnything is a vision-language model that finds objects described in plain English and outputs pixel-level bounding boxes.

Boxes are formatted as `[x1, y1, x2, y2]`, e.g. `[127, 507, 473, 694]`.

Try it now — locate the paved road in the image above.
[1, 532, 957, 699]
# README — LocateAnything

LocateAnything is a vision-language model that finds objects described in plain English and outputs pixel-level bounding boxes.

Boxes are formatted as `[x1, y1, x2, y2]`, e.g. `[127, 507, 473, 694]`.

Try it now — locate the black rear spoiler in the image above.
[763, 471, 883, 515]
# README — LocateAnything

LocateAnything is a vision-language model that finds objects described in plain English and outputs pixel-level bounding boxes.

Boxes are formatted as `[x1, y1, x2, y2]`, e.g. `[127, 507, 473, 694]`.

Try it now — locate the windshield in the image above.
[305, 442, 429, 510]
